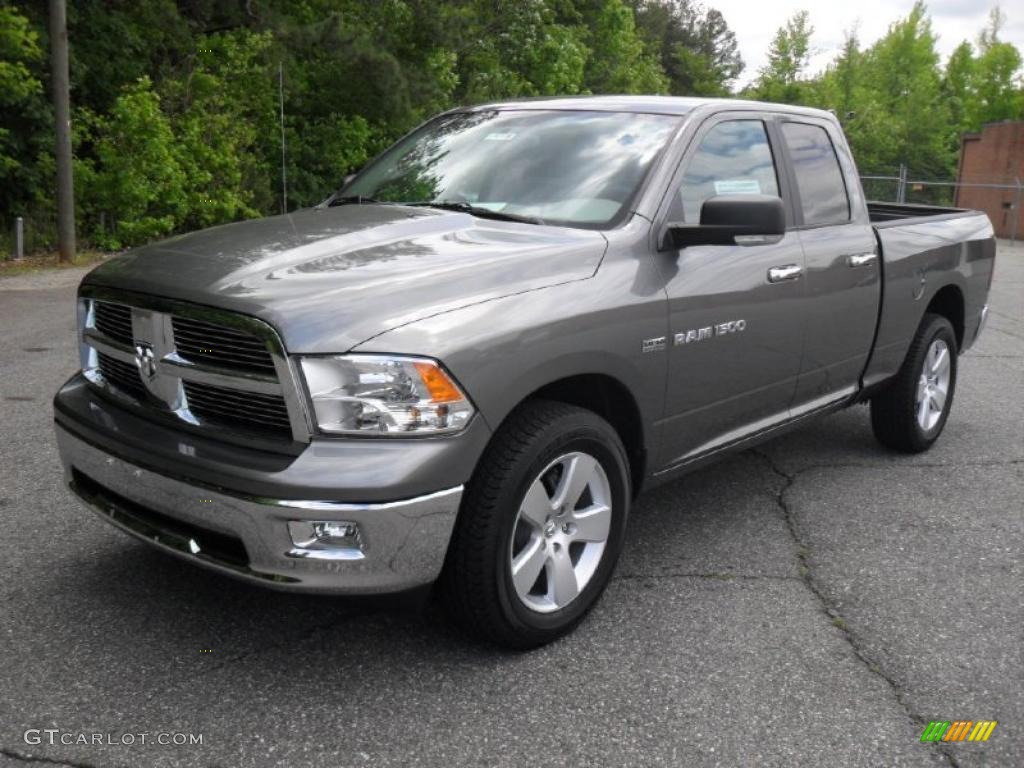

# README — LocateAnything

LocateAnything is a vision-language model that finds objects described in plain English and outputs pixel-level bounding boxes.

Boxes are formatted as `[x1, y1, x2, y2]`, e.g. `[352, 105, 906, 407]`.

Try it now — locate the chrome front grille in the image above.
[79, 289, 309, 445]
[96, 351, 146, 400]
[93, 302, 133, 346]
[183, 380, 292, 435]
[171, 316, 277, 374]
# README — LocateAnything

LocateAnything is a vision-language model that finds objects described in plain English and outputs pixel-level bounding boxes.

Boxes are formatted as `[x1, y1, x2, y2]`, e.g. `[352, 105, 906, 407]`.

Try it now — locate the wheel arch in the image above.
[924, 284, 965, 351]
[523, 373, 646, 496]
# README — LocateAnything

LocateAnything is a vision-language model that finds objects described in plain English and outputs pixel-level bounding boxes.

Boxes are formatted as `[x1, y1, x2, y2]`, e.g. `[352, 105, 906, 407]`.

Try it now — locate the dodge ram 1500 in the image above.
[54, 96, 995, 647]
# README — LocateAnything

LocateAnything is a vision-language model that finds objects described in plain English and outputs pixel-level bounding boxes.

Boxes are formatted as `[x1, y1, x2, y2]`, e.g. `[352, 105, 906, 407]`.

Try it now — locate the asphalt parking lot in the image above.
[1, 242, 1020, 768]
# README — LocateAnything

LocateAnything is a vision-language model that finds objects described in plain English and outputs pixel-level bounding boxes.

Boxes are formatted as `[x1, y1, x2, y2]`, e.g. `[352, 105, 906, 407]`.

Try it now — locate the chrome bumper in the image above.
[56, 423, 463, 593]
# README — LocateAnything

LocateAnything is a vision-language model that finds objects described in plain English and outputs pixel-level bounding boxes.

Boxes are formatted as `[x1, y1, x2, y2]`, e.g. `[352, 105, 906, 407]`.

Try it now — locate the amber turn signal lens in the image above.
[414, 362, 463, 403]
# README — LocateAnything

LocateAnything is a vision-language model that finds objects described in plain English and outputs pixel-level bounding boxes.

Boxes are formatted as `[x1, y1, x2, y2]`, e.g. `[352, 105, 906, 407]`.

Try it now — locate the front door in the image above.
[655, 116, 806, 470]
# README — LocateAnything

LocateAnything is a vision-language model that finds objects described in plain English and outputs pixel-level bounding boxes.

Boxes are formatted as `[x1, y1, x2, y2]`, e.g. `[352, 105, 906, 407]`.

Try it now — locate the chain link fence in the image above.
[861, 165, 1023, 242]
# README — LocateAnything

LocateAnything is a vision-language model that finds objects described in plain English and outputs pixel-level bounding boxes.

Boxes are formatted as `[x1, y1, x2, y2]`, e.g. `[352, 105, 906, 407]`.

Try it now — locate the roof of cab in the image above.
[463, 94, 835, 120]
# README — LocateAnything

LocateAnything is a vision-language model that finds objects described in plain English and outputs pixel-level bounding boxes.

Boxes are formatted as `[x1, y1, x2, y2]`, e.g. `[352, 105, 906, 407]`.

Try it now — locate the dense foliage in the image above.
[746, 4, 1024, 180]
[1, 0, 1022, 250]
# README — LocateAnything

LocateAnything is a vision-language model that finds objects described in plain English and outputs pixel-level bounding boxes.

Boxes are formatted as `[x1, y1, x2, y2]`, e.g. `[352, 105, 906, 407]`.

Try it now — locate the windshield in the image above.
[341, 110, 680, 228]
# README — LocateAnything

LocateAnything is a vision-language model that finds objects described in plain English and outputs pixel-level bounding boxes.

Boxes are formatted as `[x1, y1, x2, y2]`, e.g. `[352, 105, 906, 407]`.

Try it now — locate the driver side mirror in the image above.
[662, 195, 786, 249]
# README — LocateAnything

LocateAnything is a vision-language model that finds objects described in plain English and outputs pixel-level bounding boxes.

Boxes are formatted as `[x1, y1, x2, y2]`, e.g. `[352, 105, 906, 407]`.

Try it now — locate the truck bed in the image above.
[867, 201, 975, 226]
[861, 204, 996, 391]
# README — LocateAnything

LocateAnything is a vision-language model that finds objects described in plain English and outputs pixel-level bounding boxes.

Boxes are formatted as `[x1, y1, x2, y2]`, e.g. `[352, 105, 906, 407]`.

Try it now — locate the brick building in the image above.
[956, 121, 1024, 239]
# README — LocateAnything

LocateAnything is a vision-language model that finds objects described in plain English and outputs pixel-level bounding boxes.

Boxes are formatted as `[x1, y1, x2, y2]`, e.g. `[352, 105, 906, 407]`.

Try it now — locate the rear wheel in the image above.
[870, 313, 957, 453]
[440, 400, 630, 649]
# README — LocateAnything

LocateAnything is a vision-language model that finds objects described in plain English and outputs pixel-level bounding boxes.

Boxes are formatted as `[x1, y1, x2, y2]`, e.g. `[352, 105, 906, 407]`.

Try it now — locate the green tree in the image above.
[64, 0, 194, 113]
[0, 4, 50, 221]
[447, 0, 588, 101]
[810, 30, 896, 174]
[5, 0, 683, 245]
[972, 44, 1022, 124]
[829, 32, 863, 117]
[977, 5, 1006, 51]
[631, 1, 743, 96]
[164, 30, 276, 227]
[943, 41, 977, 140]
[859, 2, 952, 178]
[971, 7, 1023, 125]
[750, 10, 814, 103]
[89, 78, 187, 248]
[582, 0, 668, 93]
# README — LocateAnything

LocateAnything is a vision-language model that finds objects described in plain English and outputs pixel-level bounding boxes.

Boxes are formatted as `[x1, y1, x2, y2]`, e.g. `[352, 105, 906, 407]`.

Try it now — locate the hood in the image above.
[83, 205, 607, 352]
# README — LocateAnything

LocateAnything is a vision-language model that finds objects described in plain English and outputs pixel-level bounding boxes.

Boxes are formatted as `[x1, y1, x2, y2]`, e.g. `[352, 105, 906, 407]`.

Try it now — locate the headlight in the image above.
[300, 355, 475, 436]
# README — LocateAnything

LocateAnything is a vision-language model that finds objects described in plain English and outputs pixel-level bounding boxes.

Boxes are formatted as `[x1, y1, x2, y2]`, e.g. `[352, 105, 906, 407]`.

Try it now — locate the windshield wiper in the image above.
[407, 200, 544, 225]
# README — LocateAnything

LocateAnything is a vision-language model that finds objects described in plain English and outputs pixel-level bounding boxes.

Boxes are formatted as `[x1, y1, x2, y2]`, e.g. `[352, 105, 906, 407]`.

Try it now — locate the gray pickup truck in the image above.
[54, 96, 995, 648]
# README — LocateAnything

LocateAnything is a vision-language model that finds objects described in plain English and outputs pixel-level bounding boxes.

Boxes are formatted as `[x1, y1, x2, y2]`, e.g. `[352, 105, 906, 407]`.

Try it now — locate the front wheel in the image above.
[440, 400, 630, 649]
[870, 313, 958, 453]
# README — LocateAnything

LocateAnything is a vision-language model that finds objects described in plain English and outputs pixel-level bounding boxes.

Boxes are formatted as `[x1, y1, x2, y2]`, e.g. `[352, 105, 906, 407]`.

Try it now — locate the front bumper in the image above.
[974, 303, 989, 344]
[56, 423, 464, 593]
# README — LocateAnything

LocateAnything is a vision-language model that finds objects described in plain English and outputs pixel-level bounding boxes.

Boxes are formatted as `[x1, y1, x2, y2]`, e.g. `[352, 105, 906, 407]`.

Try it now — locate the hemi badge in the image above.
[642, 337, 666, 353]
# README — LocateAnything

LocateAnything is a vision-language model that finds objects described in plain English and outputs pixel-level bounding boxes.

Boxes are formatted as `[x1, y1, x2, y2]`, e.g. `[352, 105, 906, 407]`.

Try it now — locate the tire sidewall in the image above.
[492, 415, 630, 640]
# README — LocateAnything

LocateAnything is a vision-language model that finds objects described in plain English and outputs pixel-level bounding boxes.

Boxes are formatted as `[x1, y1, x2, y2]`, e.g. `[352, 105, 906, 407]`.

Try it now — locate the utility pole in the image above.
[279, 62, 288, 214]
[50, 0, 75, 262]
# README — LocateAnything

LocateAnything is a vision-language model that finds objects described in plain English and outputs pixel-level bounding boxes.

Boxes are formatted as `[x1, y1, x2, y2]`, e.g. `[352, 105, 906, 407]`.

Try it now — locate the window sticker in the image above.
[713, 179, 762, 195]
[484, 132, 516, 141]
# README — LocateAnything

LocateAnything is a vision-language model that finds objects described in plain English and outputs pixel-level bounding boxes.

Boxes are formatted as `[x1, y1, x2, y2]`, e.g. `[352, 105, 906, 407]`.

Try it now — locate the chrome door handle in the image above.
[767, 264, 802, 283]
[846, 252, 877, 268]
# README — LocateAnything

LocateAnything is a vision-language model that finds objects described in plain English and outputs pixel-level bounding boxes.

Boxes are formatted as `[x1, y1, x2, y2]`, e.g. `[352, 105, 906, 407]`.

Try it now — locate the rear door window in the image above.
[781, 122, 851, 226]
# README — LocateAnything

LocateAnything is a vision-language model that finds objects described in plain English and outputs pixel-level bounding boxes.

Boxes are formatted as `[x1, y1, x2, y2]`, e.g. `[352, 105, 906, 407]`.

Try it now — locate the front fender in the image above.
[352, 264, 668, 460]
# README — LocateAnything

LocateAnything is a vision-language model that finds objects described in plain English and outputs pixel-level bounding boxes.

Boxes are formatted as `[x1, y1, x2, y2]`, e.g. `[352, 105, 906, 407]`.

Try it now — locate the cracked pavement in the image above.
[1, 242, 1020, 767]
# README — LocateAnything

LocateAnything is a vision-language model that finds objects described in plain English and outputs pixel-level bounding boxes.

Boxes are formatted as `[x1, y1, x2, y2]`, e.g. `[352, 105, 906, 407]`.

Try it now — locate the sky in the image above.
[710, 0, 1024, 87]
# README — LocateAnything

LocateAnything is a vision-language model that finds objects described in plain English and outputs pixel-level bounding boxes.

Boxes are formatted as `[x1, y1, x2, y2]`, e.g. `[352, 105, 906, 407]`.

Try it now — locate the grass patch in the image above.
[0, 249, 111, 277]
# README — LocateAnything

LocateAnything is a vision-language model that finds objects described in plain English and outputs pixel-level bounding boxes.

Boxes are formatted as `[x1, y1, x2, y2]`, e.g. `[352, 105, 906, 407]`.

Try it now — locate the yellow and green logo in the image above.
[921, 720, 997, 742]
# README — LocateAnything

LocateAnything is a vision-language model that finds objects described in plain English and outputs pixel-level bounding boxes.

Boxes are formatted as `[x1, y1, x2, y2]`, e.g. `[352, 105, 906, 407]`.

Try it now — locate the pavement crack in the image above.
[0, 748, 104, 768]
[988, 325, 1024, 343]
[749, 458, 1023, 474]
[617, 571, 798, 582]
[987, 308, 1022, 325]
[749, 448, 962, 768]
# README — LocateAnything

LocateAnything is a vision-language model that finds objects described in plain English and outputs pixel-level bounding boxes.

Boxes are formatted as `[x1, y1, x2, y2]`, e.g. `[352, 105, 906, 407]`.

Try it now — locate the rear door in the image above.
[653, 114, 806, 470]
[777, 119, 880, 408]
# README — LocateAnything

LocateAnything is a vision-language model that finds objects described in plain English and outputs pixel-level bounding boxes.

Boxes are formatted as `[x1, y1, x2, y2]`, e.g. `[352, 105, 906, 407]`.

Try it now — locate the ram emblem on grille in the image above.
[134, 342, 157, 381]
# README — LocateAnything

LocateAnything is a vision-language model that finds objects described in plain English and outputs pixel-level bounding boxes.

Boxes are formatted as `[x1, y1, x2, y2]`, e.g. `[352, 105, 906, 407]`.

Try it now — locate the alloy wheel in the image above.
[916, 338, 951, 431]
[509, 451, 612, 613]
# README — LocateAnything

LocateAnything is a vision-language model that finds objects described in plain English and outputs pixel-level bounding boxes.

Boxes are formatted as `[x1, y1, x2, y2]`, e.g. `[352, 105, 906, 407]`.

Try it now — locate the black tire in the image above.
[440, 399, 631, 649]
[870, 313, 958, 453]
